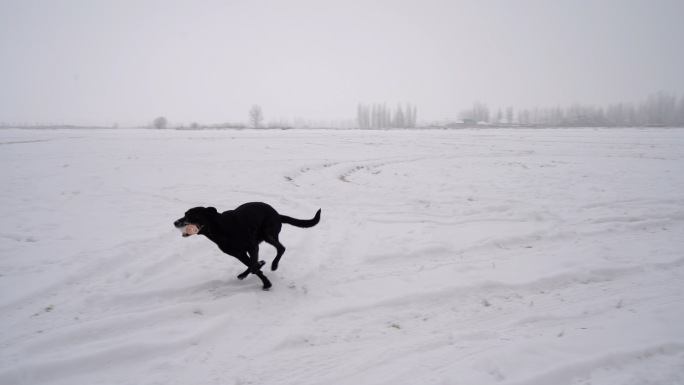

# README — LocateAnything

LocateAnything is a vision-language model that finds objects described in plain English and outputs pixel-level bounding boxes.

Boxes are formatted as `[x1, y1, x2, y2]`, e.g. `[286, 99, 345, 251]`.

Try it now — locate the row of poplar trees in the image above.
[357, 103, 417, 129]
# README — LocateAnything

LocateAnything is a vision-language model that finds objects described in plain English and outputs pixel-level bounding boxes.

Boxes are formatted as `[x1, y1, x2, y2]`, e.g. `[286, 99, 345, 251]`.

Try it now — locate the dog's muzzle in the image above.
[174, 218, 200, 237]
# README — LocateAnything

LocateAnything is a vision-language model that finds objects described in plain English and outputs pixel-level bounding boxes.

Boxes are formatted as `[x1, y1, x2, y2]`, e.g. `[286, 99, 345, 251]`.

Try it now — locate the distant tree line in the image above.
[10, 93, 683, 130]
[357, 103, 417, 129]
[460, 92, 684, 127]
[459, 102, 491, 123]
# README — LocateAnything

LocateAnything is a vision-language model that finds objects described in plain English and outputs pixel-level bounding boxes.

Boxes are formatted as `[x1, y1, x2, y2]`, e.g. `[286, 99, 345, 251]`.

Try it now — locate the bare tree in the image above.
[394, 104, 406, 128]
[408, 103, 417, 127]
[153, 116, 167, 129]
[249, 105, 264, 128]
[357, 104, 371, 129]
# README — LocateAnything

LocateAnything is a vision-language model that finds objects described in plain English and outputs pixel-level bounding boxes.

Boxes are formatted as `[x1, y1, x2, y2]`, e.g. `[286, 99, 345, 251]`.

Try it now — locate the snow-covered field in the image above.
[1, 127, 683, 385]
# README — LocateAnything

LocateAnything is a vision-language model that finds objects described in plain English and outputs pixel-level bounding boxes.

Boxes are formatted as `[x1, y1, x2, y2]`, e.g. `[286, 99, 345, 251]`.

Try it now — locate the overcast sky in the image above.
[1, 0, 683, 126]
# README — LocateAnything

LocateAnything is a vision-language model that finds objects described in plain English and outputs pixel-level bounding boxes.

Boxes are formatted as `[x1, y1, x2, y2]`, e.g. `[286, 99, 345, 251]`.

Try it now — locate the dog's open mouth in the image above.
[178, 224, 200, 237]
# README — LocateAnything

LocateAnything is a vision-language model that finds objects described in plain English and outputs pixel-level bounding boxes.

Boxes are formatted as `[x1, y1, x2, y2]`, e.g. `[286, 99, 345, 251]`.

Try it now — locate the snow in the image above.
[1, 127, 683, 385]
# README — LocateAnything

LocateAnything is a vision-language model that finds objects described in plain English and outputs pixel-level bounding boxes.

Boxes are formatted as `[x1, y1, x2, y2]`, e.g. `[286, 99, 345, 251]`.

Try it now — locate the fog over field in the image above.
[1, 1, 683, 127]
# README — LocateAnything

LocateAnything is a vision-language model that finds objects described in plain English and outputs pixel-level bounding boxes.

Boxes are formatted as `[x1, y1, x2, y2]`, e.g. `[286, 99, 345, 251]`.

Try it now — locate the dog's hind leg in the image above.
[265, 233, 286, 271]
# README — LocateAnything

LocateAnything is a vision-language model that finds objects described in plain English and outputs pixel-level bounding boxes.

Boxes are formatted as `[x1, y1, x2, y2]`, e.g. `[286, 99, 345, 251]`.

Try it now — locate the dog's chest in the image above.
[208, 225, 253, 256]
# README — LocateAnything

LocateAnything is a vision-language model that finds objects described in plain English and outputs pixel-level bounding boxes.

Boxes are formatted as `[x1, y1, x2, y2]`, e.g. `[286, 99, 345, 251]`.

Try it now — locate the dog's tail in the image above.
[281, 209, 321, 228]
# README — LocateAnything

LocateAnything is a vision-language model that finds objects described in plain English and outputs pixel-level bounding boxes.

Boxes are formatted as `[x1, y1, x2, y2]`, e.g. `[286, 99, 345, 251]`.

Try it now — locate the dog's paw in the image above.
[262, 284, 272, 291]
[271, 262, 279, 271]
[237, 272, 249, 280]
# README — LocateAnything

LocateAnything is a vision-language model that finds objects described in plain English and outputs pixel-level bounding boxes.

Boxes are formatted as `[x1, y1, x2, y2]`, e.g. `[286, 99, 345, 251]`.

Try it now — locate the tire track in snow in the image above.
[311, 256, 684, 320]
[505, 343, 684, 385]
[256, 262, 684, 385]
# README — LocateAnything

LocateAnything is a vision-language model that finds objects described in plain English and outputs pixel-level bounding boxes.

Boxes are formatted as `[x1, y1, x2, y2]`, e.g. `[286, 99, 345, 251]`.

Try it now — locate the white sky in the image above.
[1, 0, 683, 126]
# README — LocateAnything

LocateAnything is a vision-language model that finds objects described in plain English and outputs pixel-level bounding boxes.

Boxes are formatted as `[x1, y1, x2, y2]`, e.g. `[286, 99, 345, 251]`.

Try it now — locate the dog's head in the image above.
[174, 207, 218, 237]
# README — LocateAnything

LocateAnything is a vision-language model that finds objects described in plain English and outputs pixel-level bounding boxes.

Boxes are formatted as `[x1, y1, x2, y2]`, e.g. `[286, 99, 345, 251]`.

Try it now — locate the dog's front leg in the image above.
[236, 247, 266, 280]
[237, 260, 265, 280]
[235, 251, 271, 290]
[248, 247, 272, 290]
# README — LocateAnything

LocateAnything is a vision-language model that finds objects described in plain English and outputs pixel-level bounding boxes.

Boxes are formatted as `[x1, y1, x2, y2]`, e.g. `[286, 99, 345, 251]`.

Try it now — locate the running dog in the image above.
[174, 202, 321, 290]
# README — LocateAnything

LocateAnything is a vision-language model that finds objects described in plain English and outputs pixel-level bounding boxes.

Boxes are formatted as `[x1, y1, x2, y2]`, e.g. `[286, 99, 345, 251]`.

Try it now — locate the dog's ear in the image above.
[207, 207, 218, 216]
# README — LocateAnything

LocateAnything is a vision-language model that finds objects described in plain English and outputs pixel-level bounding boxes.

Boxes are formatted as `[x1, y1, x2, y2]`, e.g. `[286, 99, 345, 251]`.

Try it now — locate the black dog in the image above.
[174, 202, 321, 290]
